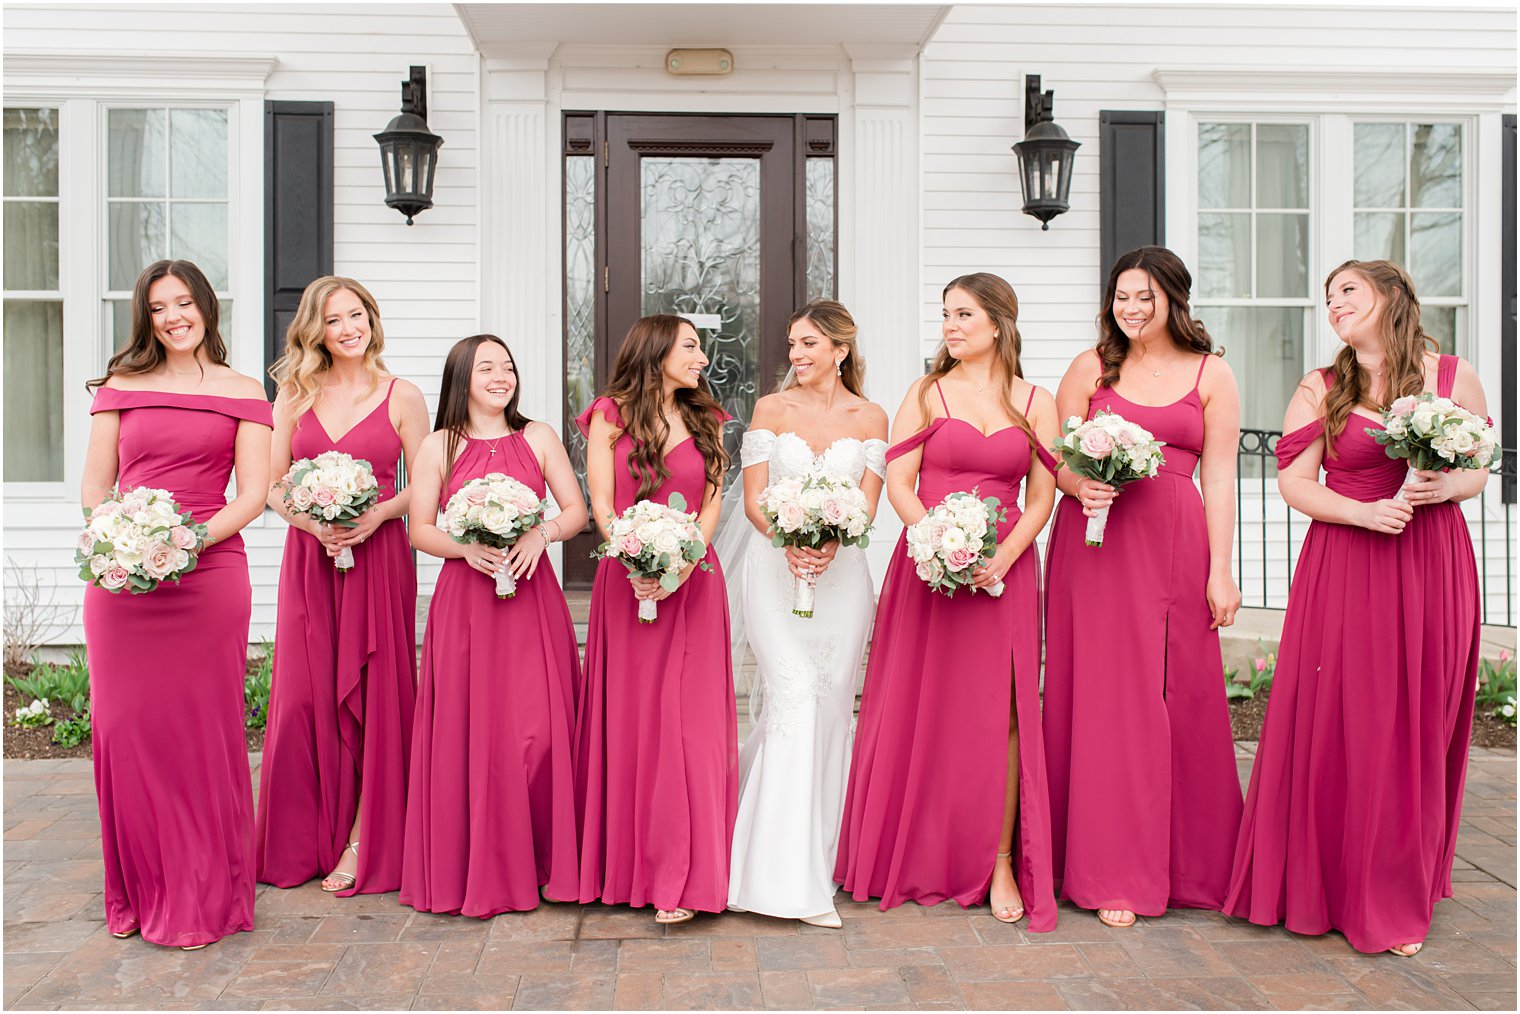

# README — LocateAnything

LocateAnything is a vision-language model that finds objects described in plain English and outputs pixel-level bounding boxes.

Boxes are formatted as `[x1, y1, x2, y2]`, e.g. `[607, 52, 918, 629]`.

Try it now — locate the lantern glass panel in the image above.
[379, 143, 396, 196]
[398, 143, 415, 193]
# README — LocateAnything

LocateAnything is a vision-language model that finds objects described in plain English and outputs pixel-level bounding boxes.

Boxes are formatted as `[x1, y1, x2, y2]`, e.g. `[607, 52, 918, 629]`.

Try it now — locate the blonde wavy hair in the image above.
[269, 276, 389, 417]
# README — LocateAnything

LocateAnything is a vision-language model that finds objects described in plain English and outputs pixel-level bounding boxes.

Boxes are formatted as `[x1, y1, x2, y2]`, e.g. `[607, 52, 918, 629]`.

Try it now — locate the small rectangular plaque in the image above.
[680, 313, 723, 331]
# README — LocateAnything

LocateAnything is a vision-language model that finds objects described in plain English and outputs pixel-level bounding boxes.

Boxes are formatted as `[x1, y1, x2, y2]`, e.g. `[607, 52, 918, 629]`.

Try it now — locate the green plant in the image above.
[1476, 650, 1516, 727]
[1226, 642, 1277, 701]
[51, 706, 90, 748]
[7, 646, 90, 712]
[12, 697, 52, 728]
[245, 640, 273, 731]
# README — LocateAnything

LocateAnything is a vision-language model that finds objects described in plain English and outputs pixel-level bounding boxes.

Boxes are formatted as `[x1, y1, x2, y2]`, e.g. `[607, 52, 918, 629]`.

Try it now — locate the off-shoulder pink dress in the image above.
[84, 387, 272, 947]
[834, 382, 1059, 931]
[401, 432, 581, 916]
[256, 379, 417, 895]
[1225, 354, 1481, 952]
[573, 397, 738, 913]
[1042, 356, 1243, 915]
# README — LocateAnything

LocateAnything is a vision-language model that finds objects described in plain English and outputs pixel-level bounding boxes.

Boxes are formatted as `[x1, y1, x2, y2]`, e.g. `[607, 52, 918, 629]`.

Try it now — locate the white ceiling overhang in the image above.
[454, 3, 950, 56]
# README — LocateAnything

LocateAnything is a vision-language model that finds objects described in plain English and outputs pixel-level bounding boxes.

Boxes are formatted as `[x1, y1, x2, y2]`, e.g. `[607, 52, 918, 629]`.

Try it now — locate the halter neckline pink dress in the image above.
[574, 397, 739, 913]
[256, 379, 417, 895]
[1042, 355, 1243, 915]
[834, 382, 1058, 931]
[400, 431, 581, 915]
[1225, 354, 1482, 952]
[84, 387, 272, 947]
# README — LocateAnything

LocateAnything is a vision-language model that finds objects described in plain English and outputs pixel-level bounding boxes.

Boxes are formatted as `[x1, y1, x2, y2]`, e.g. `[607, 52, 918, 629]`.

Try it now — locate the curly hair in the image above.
[268, 276, 389, 418]
[1094, 246, 1217, 389]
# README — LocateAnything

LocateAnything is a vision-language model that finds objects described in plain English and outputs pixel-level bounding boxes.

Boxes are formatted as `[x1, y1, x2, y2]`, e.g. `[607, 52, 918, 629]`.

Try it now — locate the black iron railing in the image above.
[1234, 428, 1516, 626]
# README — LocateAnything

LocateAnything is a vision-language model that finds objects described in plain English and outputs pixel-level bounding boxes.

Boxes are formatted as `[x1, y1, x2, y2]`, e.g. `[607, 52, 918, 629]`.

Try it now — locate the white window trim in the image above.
[1158, 65, 1514, 426]
[3, 53, 273, 501]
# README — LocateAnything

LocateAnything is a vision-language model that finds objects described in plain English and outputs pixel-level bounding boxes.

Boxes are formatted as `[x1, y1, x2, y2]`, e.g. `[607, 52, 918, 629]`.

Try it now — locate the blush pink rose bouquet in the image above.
[1368, 393, 1498, 502]
[594, 492, 711, 623]
[904, 491, 1008, 598]
[280, 450, 382, 570]
[1050, 409, 1165, 547]
[757, 471, 872, 618]
[442, 473, 549, 598]
[75, 486, 208, 594]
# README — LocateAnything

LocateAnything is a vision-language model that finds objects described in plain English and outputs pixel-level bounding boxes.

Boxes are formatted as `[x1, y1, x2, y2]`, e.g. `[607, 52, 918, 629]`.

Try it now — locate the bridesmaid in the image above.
[724, 300, 889, 928]
[257, 277, 429, 895]
[1226, 260, 1488, 955]
[81, 259, 272, 948]
[1043, 246, 1243, 929]
[400, 334, 586, 916]
[835, 273, 1060, 930]
[575, 314, 738, 925]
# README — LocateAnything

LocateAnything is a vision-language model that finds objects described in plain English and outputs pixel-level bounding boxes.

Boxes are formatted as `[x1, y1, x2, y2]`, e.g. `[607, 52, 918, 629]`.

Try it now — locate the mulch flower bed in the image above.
[1229, 689, 1514, 749]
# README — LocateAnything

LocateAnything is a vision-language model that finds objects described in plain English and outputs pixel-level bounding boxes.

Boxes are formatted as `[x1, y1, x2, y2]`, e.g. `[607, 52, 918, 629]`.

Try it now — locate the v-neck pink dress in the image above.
[1225, 355, 1481, 952]
[84, 387, 272, 947]
[834, 382, 1058, 931]
[256, 380, 417, 895]
[1042, 355, 1243, 916]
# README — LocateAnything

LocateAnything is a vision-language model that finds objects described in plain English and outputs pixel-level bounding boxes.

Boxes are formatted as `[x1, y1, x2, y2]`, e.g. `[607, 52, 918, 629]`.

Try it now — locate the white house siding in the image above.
[2, 3, 480, 642]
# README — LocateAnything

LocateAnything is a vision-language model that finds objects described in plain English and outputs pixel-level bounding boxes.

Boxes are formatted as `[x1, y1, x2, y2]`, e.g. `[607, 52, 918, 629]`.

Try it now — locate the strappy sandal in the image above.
[1388, 942, 1423, 957]
[654, 908, 695, 924]
[321, 840, 359, 893]
[1097, 908, 1136, 929]
[989, 850, 1025, 924]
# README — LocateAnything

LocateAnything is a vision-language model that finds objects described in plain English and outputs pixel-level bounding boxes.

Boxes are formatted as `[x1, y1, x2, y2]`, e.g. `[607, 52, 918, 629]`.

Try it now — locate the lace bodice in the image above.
[741, 430, 887, 485]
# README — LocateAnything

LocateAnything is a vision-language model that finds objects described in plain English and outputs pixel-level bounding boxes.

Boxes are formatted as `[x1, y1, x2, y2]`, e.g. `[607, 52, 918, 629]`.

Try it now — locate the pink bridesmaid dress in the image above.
[834, 382, 1058, 931]
[256, 379, 416, 894]
[1225, 355, 1480, 952]
[400, 431, 581, 915]
[83, 388, 272, 946]
[1042, 355, 1243, 915]
[574, 397, 738, 913]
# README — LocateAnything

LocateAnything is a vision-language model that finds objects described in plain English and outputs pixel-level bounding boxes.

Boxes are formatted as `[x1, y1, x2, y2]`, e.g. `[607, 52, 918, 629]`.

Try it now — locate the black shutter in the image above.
[1098, 111, 1165, 280]
[1502, 113, 1515, 504]
[264, 100, 334, 399]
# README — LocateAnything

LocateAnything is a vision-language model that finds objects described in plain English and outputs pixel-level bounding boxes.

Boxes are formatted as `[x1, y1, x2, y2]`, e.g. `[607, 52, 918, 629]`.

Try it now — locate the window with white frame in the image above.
[1194, 121, 1312, 433]
[3, 107, 63, 482]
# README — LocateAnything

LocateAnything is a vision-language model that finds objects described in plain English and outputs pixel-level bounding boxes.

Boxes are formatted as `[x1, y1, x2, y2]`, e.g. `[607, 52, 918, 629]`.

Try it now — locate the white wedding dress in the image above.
[723, 429, 887, 921]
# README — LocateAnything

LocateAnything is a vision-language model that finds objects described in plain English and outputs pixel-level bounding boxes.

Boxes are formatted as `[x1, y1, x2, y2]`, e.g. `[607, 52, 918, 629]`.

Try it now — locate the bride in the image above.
[720, 299, 888, 928]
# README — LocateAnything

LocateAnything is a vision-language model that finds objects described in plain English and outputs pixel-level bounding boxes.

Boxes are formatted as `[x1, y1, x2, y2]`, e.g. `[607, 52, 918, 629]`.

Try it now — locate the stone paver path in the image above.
[4, 746, 1514, 1010]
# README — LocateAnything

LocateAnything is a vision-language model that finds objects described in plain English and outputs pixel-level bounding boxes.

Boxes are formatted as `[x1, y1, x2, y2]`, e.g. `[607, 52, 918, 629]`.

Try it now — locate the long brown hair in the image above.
[88, 260, 227, 390]
[269, 276, 389, 418]
[1095, 246, 1217, 389]
[918, 273, 1037, 449]
[1320, 259, 1437, 454]
[601, 314, 729, 501]
[779, 299, 867, 397]
[434, 334, 532, 488]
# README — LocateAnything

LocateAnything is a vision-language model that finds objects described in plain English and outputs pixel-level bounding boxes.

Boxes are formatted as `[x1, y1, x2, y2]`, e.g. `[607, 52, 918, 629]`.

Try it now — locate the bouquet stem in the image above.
[1392, 465, 1419, 503]
[792, 574, 816, 618]
[638, 599, 657, 624]
[1084, 505, 1109, 547]
[495, 566, 517, 599]
[335, 546, 354, 570]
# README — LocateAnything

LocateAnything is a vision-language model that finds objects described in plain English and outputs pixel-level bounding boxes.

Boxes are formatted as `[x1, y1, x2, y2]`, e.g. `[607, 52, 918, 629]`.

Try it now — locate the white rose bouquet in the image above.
[280, 451, 382, 570]
[442, 473, 549, 598]
[1050, 409, 1166, 547]
[1368, 393, 1499, 502]
[758, 471, 873, 618]
[75, 486, 208, 594]
[904, 491, 1007, 598]
[594, 492, 711, 623]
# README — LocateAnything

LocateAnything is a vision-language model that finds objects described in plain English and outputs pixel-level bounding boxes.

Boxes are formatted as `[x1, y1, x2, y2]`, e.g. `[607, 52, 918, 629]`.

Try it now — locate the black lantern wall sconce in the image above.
[374, 66, 444, 225]
[1011, 75, 1079, 230]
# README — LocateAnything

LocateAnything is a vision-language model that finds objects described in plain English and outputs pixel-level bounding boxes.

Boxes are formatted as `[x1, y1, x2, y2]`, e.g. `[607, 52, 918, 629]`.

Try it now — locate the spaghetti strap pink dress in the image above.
[400, 432, 581, 916]
[1043, 356, 1243, 915]
[834, 383, 1058, 932]
[83, 387, 272, 947]
[1225, 355, 1481, 952]
[573, 397, 738, 913]
[256, 379, 417, 895]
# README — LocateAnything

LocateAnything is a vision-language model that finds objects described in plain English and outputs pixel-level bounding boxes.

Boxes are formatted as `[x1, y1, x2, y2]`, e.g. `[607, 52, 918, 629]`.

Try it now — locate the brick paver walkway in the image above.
[4, 745, 1514, 1010]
